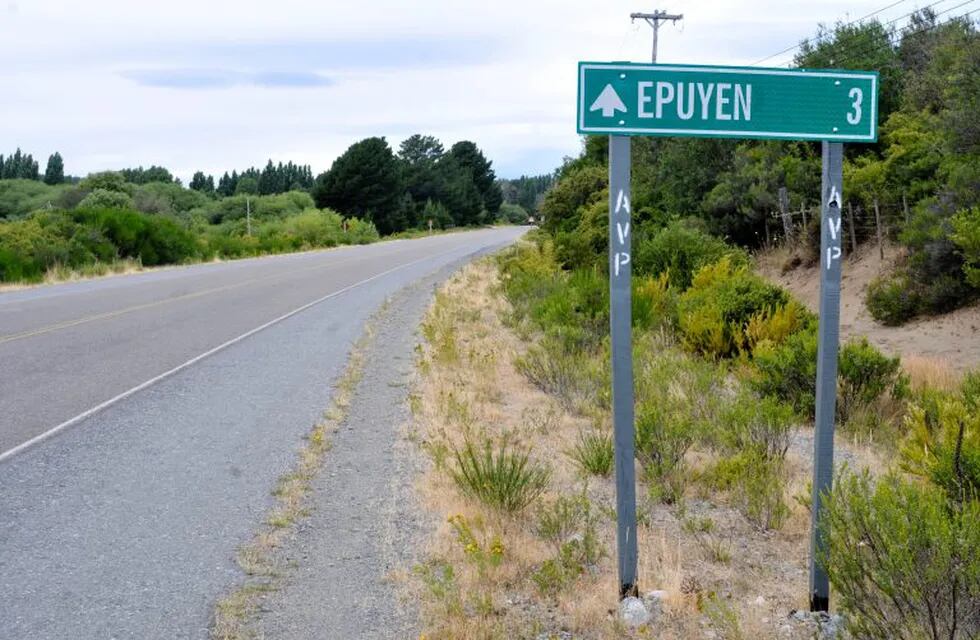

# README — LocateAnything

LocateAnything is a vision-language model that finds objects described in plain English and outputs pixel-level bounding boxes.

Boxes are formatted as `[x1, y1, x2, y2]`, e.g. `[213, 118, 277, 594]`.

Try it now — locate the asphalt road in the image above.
[0, 227, 524, 639]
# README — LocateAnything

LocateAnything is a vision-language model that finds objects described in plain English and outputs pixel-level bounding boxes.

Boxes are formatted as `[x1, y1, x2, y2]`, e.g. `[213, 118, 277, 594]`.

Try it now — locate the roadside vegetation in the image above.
[0, 136, 546, 285]
[547, 10, 979, 326]
[410, 233, 978, 637]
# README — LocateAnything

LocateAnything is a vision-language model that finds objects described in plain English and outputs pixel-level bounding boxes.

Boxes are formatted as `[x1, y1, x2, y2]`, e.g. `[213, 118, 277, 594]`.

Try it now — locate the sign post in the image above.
[609, 135, 638, 598]
[809, 141, 844, 611]
[577, 60, 877, 608]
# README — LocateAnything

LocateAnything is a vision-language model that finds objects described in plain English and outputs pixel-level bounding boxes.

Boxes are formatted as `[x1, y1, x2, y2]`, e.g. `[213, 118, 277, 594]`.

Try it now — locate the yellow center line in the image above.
[0, 246, 421, 346]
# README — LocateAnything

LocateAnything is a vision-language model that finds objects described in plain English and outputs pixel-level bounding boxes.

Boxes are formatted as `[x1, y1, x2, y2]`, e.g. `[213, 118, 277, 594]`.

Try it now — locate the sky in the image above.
[0, 0, 939, 181]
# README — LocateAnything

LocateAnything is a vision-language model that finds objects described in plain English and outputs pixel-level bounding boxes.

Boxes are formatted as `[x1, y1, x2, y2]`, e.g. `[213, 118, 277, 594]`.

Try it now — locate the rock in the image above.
[619, 597, 651, 627]
[791, 609, 808, 622]
[753, 595, 766, 606]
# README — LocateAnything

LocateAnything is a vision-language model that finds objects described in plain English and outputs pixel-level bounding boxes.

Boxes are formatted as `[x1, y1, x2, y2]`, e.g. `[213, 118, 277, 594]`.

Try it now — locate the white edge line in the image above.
[0, 245, 467, 464]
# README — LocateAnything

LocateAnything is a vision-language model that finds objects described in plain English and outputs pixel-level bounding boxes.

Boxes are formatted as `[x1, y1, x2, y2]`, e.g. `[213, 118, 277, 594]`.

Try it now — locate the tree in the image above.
[434, 154, 484, 227]
[312, 137, 406, 235]
[449, 141, 500, 215]
[43, 153, 65, 185]
[235, 176, 259, 196]
[399, 135, 444, 165]
[189, 171, 215, 194]
[0, 149, 40, 180]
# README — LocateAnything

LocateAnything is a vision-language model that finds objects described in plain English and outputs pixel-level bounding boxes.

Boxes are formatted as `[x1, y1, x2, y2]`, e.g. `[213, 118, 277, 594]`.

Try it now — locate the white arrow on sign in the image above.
[590, 84, 627, 118]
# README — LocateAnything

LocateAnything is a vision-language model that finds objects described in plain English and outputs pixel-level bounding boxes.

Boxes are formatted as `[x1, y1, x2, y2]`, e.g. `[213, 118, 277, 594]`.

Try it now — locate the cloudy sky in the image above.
[0, 0, 934, 181]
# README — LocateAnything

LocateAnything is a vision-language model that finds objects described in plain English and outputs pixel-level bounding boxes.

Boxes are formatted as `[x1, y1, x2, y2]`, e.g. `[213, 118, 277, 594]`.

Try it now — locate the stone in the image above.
[619, 597, 651, 627]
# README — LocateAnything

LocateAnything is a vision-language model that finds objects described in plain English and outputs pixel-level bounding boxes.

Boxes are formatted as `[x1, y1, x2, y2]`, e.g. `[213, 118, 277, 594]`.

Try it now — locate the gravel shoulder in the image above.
[248, 263, 462, 639]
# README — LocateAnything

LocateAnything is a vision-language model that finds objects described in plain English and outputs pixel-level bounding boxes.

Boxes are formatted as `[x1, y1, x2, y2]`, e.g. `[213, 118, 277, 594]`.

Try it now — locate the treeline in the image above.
[546, 9, 979, 324]
[0, 134, 516, 282]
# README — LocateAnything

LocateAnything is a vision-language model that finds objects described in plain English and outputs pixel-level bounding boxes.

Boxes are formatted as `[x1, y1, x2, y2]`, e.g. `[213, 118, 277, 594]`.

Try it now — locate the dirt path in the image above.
[756, 243, 980, 372]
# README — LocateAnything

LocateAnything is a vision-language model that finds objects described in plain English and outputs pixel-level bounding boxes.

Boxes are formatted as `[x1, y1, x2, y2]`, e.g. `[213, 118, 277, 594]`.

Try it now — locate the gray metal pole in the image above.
[609, 134, 638, 598]
[809, 141, 844, 612]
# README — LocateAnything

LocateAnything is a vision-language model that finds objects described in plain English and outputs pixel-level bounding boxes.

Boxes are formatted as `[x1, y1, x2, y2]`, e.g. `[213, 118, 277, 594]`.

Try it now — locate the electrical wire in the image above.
[751, 0, 912, 65]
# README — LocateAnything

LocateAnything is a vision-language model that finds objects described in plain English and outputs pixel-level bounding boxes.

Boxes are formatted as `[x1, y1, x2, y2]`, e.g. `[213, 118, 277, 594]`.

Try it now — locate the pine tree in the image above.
[43, 152, 65, 184]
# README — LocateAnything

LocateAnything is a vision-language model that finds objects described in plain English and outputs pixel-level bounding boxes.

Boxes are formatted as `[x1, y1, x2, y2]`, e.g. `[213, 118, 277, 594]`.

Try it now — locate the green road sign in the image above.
[578, 62, 878, 142]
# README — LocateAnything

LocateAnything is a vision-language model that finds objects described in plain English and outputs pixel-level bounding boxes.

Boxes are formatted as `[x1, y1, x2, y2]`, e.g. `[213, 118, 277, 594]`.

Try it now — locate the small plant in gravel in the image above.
[567, 430, 614, 477]
[682, 515, 733, 564]
[532, 494, 604, 596]
[449, 437, 550, 514]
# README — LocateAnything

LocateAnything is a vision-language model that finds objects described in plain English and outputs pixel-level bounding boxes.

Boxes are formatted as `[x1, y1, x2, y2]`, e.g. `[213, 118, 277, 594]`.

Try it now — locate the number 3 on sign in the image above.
[847, 88, 863, 125]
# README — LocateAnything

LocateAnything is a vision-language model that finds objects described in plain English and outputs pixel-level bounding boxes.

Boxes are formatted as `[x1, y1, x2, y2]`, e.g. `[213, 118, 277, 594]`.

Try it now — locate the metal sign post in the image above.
[809, 141, 844, 611]
[609, 134, 638, 598]
[579, 57, 876, 609]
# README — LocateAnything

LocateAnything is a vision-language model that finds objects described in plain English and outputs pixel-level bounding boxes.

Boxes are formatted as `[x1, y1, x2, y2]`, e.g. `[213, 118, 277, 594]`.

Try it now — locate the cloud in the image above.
[119, 69, 332, 90]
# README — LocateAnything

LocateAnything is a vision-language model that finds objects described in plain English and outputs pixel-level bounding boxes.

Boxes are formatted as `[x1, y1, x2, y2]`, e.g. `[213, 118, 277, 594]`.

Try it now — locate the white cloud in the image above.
[0, 0, 914, 180]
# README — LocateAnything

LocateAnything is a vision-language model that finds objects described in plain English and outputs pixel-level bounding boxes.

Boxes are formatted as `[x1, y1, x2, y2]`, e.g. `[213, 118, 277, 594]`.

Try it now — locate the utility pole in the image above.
[246, 196, 252, 237]
[630, 9, 683, 63]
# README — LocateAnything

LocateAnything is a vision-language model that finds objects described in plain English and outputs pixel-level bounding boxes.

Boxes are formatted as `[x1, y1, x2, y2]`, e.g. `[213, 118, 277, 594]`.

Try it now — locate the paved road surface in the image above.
[0, 227, 524, 639]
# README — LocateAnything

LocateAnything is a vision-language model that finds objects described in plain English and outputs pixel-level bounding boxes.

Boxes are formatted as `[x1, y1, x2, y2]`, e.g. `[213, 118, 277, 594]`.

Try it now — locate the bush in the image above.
[823, 471, 980, 640]
[632, 272, 677, 332]
[750, 327, 818, 416]
[72, 207, 200, 266]
[866, 273, 922, 325]
[567, 430, 614, 477]
[901, 398, 980, 500]
[515, 336, 605, 411]
[77, 188, 134, 211]
[701, 451, 790, 530]
[0, 179, 70, 219]
[449, 438, 550, 514]
[838, 338, 908, 425]
[677, 256, 788, 359]
[532, 493, 603, 595]
[953, 207, 980, 289]
[634, 339, 725, 502]
[717, 392, 795, 462]
[633, 220, 747, 289]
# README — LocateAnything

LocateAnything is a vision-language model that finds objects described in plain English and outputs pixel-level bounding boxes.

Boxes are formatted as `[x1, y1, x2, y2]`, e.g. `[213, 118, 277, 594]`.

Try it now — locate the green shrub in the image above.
[514, 336, 604, 411]
[901, 398, 980, 500]
[77, 188, 135, 211]
[632, 272, 677, 331]
[567, 430, 614, 477]
[534, 493, 593, 551]
[0, 179, 69, 219]
[449, 438, 550, 514]
[866, 273, 922, 325]
[953, 207, 980, 289]
[838, 338, 908, 425]
[750, 327, 818, 416]
[633, 220, 747, 289]
[677, 256, 788, 359]
[823, 471, 980, 640]
[717, 392, 795, 462]
[72, 207, 200, 266]
[532, 494, 603, 596]
[634, 339, 725, 502]
[701, 451, 790, 530]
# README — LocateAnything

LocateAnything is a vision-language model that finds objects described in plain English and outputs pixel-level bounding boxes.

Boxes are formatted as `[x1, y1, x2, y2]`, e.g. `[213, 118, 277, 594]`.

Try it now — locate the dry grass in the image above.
[208, 321, 372, 640]
[409, 257, 890, 639]
[902, 355, 961, 394]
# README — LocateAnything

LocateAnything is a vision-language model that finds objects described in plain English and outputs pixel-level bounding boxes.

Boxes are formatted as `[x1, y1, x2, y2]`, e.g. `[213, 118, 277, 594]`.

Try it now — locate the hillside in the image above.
[756, 243, 980, 372]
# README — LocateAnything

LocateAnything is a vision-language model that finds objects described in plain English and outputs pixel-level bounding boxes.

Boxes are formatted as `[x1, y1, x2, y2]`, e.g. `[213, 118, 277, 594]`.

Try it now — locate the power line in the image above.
[801, 0, 976, 68]
[762, 0, 964, 67]
[751, 0, 911, 65]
